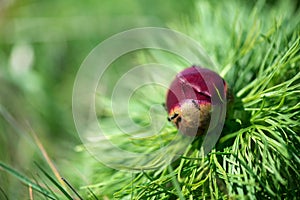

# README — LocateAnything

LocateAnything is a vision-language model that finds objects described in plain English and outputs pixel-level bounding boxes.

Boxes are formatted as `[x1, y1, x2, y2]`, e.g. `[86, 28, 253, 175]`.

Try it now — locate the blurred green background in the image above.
[0, 0, 196, 198]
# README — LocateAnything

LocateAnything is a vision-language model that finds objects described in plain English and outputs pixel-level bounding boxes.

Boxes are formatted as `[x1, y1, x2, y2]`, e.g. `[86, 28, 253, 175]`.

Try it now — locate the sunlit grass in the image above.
[0, 0, 300, 199]
[85, 0, 300, 199]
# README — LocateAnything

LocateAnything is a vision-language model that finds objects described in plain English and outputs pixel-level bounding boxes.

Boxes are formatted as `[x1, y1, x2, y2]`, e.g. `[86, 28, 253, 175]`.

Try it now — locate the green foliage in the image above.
[0, 0, 196, 199]
[0, 161, 55, 199]
[1, 0, 300, 199]
[87, 0, 300, 199]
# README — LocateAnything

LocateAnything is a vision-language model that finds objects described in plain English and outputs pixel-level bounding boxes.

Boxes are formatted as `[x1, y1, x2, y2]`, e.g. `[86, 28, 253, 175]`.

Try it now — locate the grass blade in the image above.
[0, 161, 55, 199]
[34, 162, 73, 200]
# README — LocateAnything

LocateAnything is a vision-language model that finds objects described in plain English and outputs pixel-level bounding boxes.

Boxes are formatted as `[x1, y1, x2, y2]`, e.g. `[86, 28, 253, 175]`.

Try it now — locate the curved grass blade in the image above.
[34, 162, 73, 200]
[0, 161, 55, 199]
[61, 177, 83, 200]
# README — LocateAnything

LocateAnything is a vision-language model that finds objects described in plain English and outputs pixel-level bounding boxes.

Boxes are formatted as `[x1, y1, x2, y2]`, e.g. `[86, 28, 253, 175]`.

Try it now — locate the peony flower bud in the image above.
[166, 66, 227, 136]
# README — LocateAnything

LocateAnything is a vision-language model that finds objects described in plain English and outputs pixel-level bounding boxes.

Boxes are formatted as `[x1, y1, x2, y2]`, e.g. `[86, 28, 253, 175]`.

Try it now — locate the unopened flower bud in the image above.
[166, 66, 227, 136]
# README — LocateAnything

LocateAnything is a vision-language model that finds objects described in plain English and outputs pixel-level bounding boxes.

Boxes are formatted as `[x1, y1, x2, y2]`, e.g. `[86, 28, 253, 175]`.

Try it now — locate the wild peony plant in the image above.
[89, 1, 300, 199]
[1, 0, 299, 199]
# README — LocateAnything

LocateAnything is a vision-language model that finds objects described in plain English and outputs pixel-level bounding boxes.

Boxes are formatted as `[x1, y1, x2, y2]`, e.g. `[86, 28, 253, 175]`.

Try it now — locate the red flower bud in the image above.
[166, 66, 227, 136]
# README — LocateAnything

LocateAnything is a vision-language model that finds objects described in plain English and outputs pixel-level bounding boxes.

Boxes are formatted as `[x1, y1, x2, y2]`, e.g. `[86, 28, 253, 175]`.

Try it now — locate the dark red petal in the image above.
[166, 66, 226, 113]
